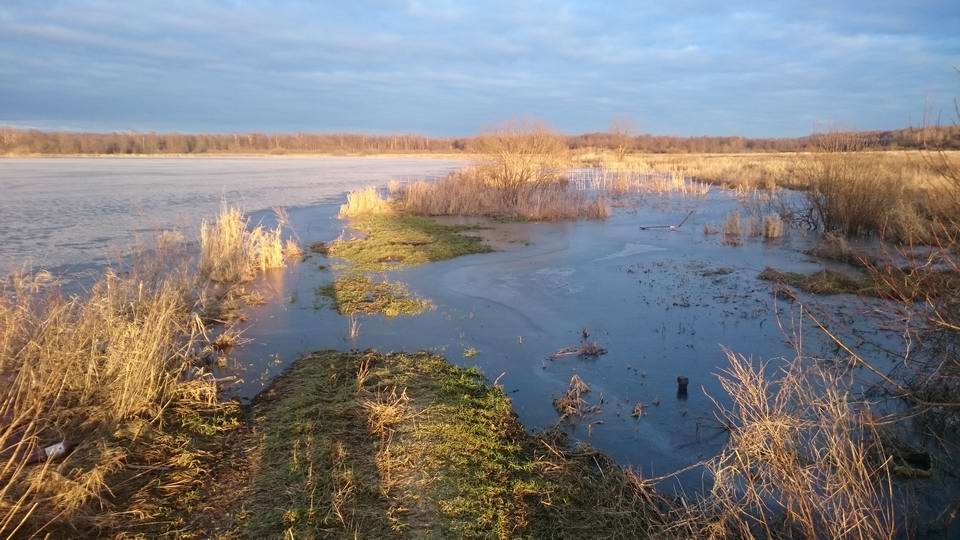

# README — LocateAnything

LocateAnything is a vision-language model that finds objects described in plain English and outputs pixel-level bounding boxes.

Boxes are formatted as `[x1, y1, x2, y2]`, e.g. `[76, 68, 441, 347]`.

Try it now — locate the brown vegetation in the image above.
[699, 352, 895, 539]
[4, 124, 959, 156]
[199, 207, 289, 282]
[0, 206, 297, 536]
[394, 169, 610, 220]
[347, 124, 610, 221]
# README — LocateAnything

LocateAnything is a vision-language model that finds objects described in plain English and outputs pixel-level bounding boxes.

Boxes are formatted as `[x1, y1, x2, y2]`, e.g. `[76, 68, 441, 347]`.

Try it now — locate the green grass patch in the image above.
[195, 351, 676, 538]
[317, 274, 432, 317]
[328, 215, 493, 271]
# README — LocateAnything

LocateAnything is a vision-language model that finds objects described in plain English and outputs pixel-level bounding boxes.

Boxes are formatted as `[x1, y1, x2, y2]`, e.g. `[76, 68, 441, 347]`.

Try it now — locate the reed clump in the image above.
[699, 351, 895, 539]
[763, 213, 784, 239]
[722, 211, 742, 245]
[199, 207, 287, 282]
[0, 205, 298, 536]
[0, 265, 221, 536]
[338, 186, 394, 218]
[388, 123, 609, 221]
[393, 169, 610, 221]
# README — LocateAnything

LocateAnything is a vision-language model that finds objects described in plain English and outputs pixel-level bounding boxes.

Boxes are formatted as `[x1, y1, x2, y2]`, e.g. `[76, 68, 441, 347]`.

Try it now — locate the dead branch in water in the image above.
[639, 209, 695, 231]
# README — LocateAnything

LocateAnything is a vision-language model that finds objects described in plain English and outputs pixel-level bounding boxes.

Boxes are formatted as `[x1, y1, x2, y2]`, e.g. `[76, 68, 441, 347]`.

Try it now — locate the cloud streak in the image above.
[1, 0, 957, 136]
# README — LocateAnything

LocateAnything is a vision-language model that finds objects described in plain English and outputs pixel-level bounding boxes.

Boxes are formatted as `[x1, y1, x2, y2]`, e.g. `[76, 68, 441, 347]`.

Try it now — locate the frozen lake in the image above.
[0, 156, 466, 274]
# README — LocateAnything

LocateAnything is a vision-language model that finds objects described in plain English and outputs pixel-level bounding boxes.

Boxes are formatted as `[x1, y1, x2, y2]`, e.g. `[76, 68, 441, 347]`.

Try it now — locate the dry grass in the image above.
[0, 205, 298, 536]
[571, 168, 711, 197]
[393, 169, 609, 220]
[0, 266, 214, 535]
[762, 213, 784, 239]
[199, 206, 287, 282]
[722, 211, 743, 245]
[577, 148, 960, 242]
[552, 375, 598, 421]
[338, 186, 394, 218]
[387, 123, 609, 221]
[698, 351, 896, 539]
[577, 149, 958, 192]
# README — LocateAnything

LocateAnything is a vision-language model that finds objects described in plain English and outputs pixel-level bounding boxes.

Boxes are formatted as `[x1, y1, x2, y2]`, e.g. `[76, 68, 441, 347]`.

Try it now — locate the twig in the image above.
[639, 209, 695, 231]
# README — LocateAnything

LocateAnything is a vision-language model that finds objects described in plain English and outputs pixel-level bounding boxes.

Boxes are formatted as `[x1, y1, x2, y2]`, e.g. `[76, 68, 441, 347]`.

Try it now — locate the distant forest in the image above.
[2, 125, 959, 155]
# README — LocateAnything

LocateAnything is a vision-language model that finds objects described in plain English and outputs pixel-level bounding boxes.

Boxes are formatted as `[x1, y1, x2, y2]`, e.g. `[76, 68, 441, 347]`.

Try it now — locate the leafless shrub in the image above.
[394, 169, 609, 221]
[468, 120, 570, 194]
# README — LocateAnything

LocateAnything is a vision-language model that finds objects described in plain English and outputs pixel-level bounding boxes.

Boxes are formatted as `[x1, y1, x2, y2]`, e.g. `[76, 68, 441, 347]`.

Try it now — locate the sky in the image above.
[0, 0, 958, 137]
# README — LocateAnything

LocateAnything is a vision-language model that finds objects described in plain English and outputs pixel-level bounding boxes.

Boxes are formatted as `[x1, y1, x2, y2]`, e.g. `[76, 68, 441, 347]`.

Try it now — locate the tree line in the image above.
[2, 125, 958, 155]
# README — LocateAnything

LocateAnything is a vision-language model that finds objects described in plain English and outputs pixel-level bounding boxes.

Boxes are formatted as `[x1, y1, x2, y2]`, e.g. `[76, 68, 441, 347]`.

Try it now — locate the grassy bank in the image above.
[179, 351, 679, 538]
[134, 349, 900, 539]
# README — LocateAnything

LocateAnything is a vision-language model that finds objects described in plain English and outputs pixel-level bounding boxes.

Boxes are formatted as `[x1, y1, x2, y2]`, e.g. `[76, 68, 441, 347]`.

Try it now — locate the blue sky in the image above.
[1, 1, 958, 136]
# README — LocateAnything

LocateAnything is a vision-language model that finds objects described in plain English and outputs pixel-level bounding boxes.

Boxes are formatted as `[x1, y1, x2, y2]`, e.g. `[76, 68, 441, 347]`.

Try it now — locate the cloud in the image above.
[0, 0, 957, 136]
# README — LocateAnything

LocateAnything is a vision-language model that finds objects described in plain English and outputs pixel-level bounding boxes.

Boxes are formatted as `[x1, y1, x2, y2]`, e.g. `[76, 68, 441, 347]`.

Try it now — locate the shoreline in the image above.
[0, 152, 476, 160]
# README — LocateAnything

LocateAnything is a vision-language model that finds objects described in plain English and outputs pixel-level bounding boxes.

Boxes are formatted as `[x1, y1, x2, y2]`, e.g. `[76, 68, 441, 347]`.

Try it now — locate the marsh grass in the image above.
[759, 266, 872, 295]
[388, 124, 610, 221]
[580, 149, 960, 243]
[328, 214, 493, 271]
[0, 266, 221, 536]
[721, 211, 743, 245]
[573, 168, 711, 197]
[0, 205, 299, 536]
[394, 168, 610, 221]
[762, 213, 784, 239]
[338, 186, 394, 218]
[203, 351, 694, 538]
[317, 274, 432, 317]
[199, 206, 288, 282]
[700, 351, 896, 539]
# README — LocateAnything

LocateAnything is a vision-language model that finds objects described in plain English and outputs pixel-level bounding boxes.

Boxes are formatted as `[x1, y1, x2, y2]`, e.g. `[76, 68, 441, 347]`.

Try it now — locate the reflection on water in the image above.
[0, 156, 466, 273]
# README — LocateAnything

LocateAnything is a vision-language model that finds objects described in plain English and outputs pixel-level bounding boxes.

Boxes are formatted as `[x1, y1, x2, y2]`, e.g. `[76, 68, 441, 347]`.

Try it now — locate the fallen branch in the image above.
[639, 209, 695, 231]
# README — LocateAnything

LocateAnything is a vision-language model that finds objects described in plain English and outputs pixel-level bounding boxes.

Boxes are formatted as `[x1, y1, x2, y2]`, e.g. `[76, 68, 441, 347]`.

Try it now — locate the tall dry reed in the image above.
[1, 205, 297, 535]
[698, 351, 895, 539]
[338, 186, 393, 218]
[393, 168, 609, 221]
[199, 206, 286, 282]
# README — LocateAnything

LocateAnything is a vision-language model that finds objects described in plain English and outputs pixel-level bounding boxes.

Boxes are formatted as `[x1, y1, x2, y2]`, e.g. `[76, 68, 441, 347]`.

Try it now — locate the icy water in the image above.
[0, 157, 466, 274]
[217, 190, 906, 491]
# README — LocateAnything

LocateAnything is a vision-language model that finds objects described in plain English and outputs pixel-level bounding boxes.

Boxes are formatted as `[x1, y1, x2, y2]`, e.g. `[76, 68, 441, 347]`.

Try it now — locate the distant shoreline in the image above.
[0, 152, 475, 160]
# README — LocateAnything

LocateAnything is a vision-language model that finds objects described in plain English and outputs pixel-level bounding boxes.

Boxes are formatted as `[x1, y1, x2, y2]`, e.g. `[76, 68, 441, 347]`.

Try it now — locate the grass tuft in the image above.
[199, 206, 287, 282]
[328, 214, 493, 271]
[317, 274, 432, 317]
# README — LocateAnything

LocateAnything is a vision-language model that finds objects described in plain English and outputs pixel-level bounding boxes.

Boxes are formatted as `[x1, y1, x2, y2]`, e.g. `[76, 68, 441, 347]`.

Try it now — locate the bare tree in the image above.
[608, 117, 638, 161]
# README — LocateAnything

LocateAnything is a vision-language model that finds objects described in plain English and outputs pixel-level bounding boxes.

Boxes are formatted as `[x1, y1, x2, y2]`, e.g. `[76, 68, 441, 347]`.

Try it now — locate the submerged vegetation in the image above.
[317, 274, 432, 317]
[759, 267, 873, 296]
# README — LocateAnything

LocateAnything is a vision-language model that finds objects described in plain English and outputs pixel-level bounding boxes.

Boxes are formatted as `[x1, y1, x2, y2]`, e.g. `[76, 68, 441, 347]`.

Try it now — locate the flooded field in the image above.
[215, 188, 906, 489]
[0, 157, 466, 274]
[5, 157, 954, 536]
